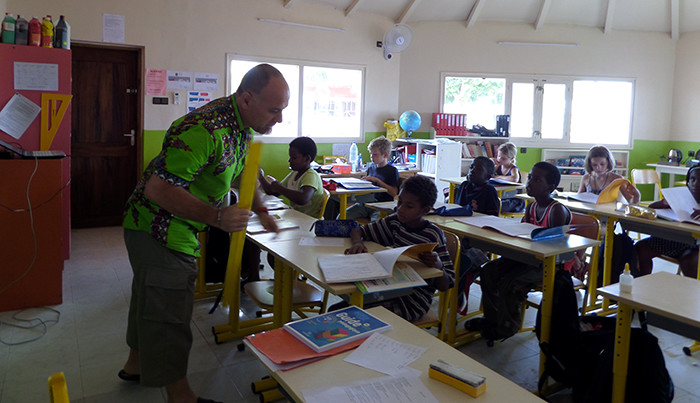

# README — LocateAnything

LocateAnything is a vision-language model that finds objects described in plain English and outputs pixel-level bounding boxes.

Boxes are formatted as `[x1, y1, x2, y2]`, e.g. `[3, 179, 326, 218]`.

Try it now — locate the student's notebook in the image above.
[0, 139, 66, 159]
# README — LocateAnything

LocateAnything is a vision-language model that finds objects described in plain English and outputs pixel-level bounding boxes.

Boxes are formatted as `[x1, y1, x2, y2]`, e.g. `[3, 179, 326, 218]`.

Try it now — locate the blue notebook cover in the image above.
[283, 306, 392, 352]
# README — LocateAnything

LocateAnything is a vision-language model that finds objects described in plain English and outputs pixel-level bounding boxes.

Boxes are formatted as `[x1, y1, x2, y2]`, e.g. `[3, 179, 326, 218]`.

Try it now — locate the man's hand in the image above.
[257, 212, 280, 233]
[219, 205, 252, 233]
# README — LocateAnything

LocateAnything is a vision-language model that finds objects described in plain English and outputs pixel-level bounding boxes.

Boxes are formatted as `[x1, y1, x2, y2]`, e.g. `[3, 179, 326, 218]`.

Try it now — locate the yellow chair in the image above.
[244, 188, 333, 319]
[631, 168, 662, 202]
[413, 231, 460, 340]
[48, 372, 69, 403]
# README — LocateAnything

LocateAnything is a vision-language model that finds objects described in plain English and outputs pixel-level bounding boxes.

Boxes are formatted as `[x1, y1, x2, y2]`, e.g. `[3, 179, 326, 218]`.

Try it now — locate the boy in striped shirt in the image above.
[341, 175, 455, 322]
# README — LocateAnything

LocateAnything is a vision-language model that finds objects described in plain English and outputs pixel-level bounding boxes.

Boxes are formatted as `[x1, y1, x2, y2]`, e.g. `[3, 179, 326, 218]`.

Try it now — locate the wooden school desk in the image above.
[441, 176, 524, 203]
[597, 272, 700, 403]
[246, 306, 545, 403]
[332, 187, 388, 219]
[425, 215, 600, 380]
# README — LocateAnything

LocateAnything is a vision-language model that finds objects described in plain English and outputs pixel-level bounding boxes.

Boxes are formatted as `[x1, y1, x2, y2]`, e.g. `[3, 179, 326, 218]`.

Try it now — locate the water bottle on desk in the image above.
[349, 142, 359, 172]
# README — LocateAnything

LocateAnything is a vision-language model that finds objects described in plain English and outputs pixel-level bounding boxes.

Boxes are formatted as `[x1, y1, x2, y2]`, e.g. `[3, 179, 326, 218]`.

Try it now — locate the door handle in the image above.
[123, 129, 135, 146]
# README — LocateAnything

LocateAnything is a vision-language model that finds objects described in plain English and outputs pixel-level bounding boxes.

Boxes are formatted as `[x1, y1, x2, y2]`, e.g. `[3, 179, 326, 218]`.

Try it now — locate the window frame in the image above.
[440, 72, 635, 149]
[226, 54, 366, 144]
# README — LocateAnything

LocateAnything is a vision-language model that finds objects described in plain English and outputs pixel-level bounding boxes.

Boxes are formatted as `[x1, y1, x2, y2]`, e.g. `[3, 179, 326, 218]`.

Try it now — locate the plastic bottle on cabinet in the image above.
[41, 15, 53, 47]
[15, 15, 28, 45]
[619, 263, 633, 293]
[53, 15, 70, 49]
[2, 13, 16, 44]
[349, 142, 359, 172]
[28, 16, 41, 46]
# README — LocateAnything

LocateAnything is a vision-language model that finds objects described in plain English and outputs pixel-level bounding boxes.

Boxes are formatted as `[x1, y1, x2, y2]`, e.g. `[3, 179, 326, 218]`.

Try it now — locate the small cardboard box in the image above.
[332, 164, 351, 174]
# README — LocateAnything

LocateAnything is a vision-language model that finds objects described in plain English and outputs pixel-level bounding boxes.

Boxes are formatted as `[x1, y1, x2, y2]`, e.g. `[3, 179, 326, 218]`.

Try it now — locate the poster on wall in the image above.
[103, 14, 125, 43]
[187, 91, 212, 112]
[167, 70, 194, 90]
[14, 62, 58, 91]
[194, 72, 219, 91]
[146, 69, 166, 96]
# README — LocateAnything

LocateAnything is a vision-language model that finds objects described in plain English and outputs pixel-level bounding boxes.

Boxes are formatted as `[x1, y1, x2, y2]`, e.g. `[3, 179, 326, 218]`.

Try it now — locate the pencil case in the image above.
[309, 220, 359, 237]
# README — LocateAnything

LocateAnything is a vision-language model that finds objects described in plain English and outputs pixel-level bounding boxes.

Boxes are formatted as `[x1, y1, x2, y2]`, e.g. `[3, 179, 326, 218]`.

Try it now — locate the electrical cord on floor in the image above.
[0, 306, 61, 346]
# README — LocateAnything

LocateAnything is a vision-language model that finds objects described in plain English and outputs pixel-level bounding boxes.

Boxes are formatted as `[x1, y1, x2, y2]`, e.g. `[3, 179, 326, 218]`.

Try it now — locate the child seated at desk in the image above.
[455, 156, 500, 216]
[334, 175, 455, 322]
[464, 161, 573, 341]
[635, 164, 700, 278]
[258, 136, 325, 218]
[494, 142, 526, 213]
[344, 136, 399, 221]
[578, 145, 640, 204]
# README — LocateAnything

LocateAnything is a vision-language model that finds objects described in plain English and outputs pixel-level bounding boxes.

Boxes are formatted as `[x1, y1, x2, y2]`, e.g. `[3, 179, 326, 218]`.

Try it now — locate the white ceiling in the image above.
[286, 0, 700, 39]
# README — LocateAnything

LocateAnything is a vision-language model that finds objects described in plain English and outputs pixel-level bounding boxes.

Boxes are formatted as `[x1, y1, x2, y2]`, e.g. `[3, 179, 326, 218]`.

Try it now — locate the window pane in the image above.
[301, 66, 362, 138]
[570, 81, 633, 145]
[443, 77, 505, 128]
[229, 60, 299, 137]
[510, 82, 534, 138]
[541, 83, 566, 140]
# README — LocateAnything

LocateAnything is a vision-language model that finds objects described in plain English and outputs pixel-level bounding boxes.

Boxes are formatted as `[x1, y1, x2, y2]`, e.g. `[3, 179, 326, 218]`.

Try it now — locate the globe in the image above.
[399, 110, 421, 136]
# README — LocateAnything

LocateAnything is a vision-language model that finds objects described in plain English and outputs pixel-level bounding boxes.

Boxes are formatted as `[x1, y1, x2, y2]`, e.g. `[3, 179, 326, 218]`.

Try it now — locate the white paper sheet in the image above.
[0, 93, 41, 139]
[103, 14, 125, 43]
[13, 62, 58, 91]
[344, 333, 426, 376]
[194, 72, 219, 91]
[299, 237, 346, 247]
[167, 70, 194, 90]
[302, 375, 438, 403]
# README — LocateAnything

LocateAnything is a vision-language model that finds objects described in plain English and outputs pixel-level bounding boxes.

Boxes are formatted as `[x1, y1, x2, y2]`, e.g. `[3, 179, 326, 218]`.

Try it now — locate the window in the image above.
[228, 56, 365, 142]
[441, 73, 634, 147]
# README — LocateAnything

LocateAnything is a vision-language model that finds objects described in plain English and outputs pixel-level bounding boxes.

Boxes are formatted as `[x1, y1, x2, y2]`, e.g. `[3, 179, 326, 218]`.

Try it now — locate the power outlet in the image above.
[153, 97, 169, 105]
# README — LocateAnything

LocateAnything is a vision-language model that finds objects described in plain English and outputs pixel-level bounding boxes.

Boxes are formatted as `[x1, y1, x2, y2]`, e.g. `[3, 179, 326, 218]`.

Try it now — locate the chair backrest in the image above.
[443, 231, 461, 269]
[569, 212, 601, 240]
[631, 169, 661, 186]
[317, 188, 331, 220]
[48, 372, 70, 403]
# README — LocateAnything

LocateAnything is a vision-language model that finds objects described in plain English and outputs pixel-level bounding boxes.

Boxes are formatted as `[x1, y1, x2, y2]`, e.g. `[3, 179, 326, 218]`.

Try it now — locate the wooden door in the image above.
[71, 44, 143, 228]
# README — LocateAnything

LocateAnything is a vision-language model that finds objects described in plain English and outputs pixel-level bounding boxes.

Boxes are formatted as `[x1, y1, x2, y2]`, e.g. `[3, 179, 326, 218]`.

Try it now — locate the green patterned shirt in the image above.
[123, 95, 252, 256]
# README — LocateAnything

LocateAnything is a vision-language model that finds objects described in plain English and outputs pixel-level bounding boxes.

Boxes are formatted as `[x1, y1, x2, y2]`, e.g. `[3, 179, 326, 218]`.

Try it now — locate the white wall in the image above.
[670, 31, 700, 142]
[400, 22, 677, 142]
[6, 0, 401, 132]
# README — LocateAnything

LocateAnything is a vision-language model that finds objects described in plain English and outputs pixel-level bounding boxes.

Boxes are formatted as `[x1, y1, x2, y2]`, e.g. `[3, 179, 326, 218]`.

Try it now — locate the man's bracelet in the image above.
[257, 206, 269, 215]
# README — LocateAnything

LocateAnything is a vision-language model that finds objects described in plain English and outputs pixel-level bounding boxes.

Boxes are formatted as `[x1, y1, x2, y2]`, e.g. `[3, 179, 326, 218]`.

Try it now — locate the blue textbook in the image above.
[283, 306, 392, 352]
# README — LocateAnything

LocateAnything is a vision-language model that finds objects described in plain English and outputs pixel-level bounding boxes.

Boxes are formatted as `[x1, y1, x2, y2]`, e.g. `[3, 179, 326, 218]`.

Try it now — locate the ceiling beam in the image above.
[466, 0, 485, 28]
[283, 0, 295, 7]
[397, 0, 422, 24]
[345, 0, 363, 17]
[535, 0, 552, 30]
[603, 0, 616, 34]
[671, 0, 679, 40]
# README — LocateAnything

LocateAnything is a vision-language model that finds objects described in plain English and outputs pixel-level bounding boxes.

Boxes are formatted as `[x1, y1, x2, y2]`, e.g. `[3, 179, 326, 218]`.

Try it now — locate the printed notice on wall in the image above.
[0, 93, 42, 139]
[103, 14, 125, 43]
[187, 91, 212, 112]
[14, 62, 58, 91]
[146, 69, 167, 96]
[194, 72, 219, 91]
[167, 70, 194, 90]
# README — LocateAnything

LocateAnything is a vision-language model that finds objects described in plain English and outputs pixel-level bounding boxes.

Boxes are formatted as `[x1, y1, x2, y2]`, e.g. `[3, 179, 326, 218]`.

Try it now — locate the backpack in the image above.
[535, 270, 673, 403]
[597, 225, 638, 287]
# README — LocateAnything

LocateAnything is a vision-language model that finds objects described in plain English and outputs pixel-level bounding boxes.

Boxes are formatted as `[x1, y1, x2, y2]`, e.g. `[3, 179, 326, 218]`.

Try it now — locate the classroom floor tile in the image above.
[0, 226, 698, 402]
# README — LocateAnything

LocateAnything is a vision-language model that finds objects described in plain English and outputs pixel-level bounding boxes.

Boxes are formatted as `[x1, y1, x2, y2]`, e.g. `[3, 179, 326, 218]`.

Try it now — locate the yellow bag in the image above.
[384, 120, 406, 141]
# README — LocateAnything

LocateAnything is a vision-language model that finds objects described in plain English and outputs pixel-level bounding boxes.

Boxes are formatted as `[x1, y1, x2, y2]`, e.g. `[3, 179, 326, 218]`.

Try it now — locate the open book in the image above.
[331, 177, 381, 190]
[354, 264, 427, 294]
[559, 178, 632, 204]
[656, 186, 700, 225]
[455, 215, 574, 241]
[318, 243, 436, 283]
